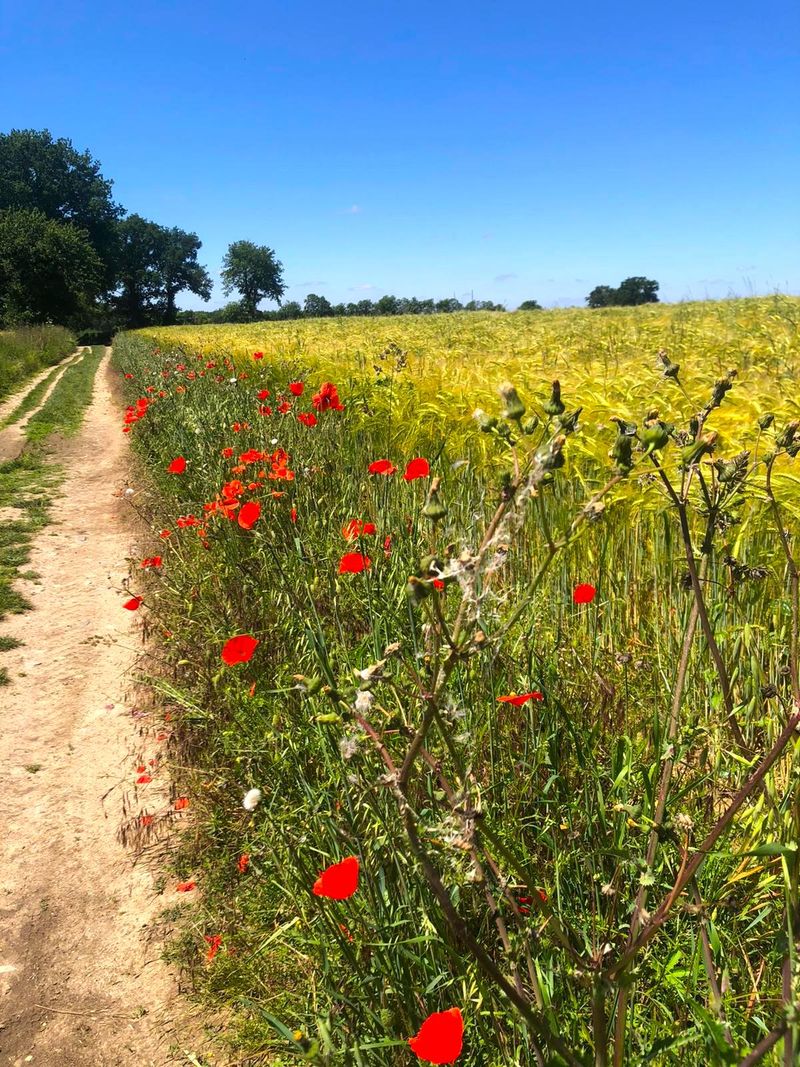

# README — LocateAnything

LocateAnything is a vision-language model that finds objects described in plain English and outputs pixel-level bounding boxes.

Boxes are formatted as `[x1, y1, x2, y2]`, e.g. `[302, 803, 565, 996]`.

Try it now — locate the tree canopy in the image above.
[221, 241, 286, 318]
[0, 208, 104, 326]
[587, 277, 660, 308]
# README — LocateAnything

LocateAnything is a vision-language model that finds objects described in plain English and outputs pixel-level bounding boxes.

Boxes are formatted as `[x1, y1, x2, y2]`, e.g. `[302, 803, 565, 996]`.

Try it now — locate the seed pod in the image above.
[609, 433, 634, 475]
[557, 407, 582, 435]
[611, 416, 637, 437]
[537, 434, 566, 471]
[776, 421, 800, 449]
[499, 381, 526, 422]
[543, 380, 565, 416]
[641, 421, 670, 454]
[521, 415, 539, 435]
[680, 431, 718, 469]
[422, 477, 447, 523]
[473, 408, 497, 433]
[758, 413, 775, 430]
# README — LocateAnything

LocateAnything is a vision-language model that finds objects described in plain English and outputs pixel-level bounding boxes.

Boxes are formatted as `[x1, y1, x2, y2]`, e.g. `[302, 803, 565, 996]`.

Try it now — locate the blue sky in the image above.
[1, 0, 798, 310]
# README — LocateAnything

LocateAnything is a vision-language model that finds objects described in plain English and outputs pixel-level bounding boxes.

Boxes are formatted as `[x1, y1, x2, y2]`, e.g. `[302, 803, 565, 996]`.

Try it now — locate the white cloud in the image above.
[348, 283, 377, 292]
[494, 273, 517, 283]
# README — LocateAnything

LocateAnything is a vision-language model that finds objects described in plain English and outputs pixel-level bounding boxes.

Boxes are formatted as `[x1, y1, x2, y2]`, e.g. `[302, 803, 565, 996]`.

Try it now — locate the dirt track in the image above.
[0, 351, 197, 1066]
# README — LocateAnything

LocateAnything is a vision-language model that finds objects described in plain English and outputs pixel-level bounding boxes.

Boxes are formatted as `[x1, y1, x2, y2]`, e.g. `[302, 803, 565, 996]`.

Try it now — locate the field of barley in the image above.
[118, 296, 800, 1065]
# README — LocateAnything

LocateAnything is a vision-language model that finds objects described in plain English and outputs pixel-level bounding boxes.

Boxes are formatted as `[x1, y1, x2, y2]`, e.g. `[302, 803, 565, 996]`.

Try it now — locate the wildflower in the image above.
[339, 734, 360, 760]
[123, 596, 143, 611]
[237, 501, 261, 530]
[176, 881, 196, 892]
[497, 692, 543, 705]
[174, 797, 189, 811]
[311, 381, 344, 412]
[253, 351, 264, 360]
[167, 456, 187, 474]
[289, 381, 304, 396]
[140, 814, 154, 827]
[297, 412, 317, 426]
[159, 529, 172, 539]
[221, 634, 259, 665]
[242, 788, 262, 811]
[339, 553, 371, 574]
[313, 856, 359, 899]
[403, 457, 430, 481]
[354, 690, 374, 714]
[408, 1007, 464, 1064]
[237, 853, 250, 873]
[136, 774, 152, 784]
[342, 519, 377, 540]
[369, 458, 397, 476]
[141, 556, 162, 569]
[204, 934, 222, 961]
[573, 583, 596, 604]
[499, 381, 526, 422]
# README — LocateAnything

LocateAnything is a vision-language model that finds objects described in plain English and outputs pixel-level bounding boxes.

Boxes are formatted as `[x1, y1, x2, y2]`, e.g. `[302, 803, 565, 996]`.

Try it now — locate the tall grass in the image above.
[0, 325, 75, 402]
[115, 303, 800, 1065]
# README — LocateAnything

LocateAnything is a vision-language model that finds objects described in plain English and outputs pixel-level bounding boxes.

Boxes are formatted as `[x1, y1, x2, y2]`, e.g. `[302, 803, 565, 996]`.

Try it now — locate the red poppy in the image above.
[136, 765, 146, 773]
[124, 596, 143, 611]
[174, 797, 189, 811]
[298, 412, 317, 427]
[237, 853, 250, 874]
[221, 446, 234, 458]
[141, 556, 163, 569]
[408, 1007, 464, 1064]
[124, 372, 134, 379]
[204, 934, 223, 961]
[159, 529, 172, 539]
[313, 855, 359, 899]
[221, 634, 259, 665]
[237, 501, 262, 530]
[140, 814, 154, 827]
[403, 457, 430, 482]
[289, 381, 304, 396]
[290, 507, 298, 523]
[136, 774, 152, 784]
[368, 459, 397, 476]
[339, 553, 371, 574]
[167, 456, 187, 474]
[257, 388, 270, 400]
[342, 519, 377, 541]
[258, 405, 272, 416]
[277, 400, 292, 414]
[253, 351, 264, 360]
[176, 881, 196, 892]
[573, 583, 597, 604]
[312, 381, 344, 412]
[497, 692, 544, 705]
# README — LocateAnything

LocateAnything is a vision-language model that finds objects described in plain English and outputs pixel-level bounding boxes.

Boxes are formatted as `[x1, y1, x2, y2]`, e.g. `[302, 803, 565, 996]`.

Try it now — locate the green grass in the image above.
[25, 346, 104, 441]
[113, 313, 800, 1067]
[0, 325, 75, 404]
[1, 359, 72, 428]
[0, 347, 104, 671]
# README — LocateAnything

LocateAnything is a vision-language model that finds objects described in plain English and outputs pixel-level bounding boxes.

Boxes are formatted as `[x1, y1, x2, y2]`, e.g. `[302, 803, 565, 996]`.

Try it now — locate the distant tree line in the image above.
[175, 293, 506, 324]
[0, 128, 659, 335]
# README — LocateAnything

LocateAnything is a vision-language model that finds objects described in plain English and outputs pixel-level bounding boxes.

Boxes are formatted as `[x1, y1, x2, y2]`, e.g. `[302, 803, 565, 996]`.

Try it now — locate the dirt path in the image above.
[0, 351, 198, 1066]
[0, 348, 87, 464]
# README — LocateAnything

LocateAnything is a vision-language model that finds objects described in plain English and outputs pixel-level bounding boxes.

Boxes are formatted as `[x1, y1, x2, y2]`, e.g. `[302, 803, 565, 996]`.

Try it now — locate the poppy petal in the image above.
[573, 583, 597, 604]
[221, 634, 259, 665]
[409, 1007, 464, 1064]
[313, 855, 359, 899]
[403, 457, 430, 481]
[167, 456, 187, 474]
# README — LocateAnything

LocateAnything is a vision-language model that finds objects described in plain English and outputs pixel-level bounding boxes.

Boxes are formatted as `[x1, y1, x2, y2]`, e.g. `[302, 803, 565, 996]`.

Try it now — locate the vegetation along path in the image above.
[0, 351, 190, 1066]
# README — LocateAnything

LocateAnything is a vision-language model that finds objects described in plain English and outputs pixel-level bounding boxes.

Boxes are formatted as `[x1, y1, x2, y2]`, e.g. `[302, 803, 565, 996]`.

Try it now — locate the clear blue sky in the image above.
[1, 0, 798, 310]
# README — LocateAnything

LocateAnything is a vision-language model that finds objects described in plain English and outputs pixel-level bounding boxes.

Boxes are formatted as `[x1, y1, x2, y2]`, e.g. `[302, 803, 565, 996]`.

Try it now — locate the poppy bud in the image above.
[776, 421, 800, 450]
[543, 380, 565, 416]
[708, 371, 736, 410]
[609, 434, 634, 475]
[406, 576, 431, 603]
[498, 381, 526, 422]
[521, 415, 539, 435]
[557, 407, 582, 435]
[422, 478, 447, 523]
[758, 413, 775, 430]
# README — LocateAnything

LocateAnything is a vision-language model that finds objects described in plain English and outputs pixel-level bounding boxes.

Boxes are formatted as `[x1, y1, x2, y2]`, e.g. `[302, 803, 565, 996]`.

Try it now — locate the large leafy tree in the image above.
[0, 129, 123, 291]
[587, 277, 660, 308]
[221, 241, 286, 318]
[0, 208, 104, 326]
[115, 215, 212, 327]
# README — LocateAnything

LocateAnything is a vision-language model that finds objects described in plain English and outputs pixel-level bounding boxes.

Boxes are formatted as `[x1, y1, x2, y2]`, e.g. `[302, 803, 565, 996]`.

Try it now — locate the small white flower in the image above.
[229, 376, 238, 384]
[339, 734, 359, 760]
[354, 690, 374, 714]
[271, 438, 279, 445]
[242, 787, 262, 811]
[124, 487, 135, 496]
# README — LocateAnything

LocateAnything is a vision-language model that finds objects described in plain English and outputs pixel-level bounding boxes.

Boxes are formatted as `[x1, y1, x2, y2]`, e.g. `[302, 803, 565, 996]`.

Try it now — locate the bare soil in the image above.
[0, 352, 202, 1066]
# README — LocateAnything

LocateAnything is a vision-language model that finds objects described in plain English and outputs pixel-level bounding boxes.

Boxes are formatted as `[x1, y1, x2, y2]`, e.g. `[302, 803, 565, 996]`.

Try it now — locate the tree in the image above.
[304, 293, 334, 317]
[518, 299, 543, 311]
[375, 295, 400, 316]
[158, 226, 212, 324]
[221, 241, 285, 318]
[115, 215, 212, 327]
[0, 129, 123, 291]
[615, 276, 659, 306]
[0, 208, 103, 326]
[587, 285, 617, 309]
[587, 278, 660, 308]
